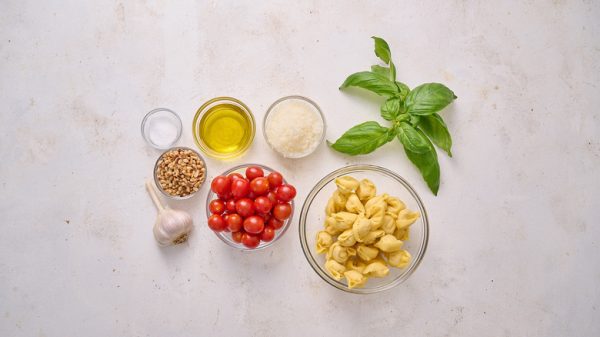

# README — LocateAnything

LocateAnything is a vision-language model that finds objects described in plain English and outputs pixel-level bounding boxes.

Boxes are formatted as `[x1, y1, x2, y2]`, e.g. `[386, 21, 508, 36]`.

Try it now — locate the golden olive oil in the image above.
[199, 103, 253, 156]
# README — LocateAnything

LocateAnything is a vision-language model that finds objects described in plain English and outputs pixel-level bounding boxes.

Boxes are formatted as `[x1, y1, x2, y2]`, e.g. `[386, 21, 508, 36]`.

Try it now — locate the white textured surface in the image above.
[1, 1, 599, 336]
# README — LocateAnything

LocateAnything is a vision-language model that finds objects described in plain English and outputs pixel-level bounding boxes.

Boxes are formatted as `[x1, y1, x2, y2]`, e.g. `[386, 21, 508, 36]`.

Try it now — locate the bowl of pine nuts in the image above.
[153, 147, 207, 199]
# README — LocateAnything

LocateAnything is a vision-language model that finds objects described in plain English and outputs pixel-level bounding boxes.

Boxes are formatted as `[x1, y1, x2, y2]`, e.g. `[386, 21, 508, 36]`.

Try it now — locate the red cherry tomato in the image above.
[243, 215, 265, 234]
[208, 214, 227, 231]
[268, 217, 284, 230]
[260, 225, 275, 242]
[273, 202, 292, 220]
[250, 177, 270, 196]
[235, 198, 255, 218]
[245, 166, 264, 181]
[254, 196, 273, 214]
[241, 232, 260, 248]
[231, 178, 251, 199]
[231, 231, 244, 243]
[226, 213, 243, 232]
[263, 212, 272, 223]
[209, 199, 226, 215]
[275, 184, 296, 202]
[267, 172, 284, 189]
[225, 199, 236, 213]
[228, 172, 245, 181]
[211, 176, 231, 196]
[266, 191, 277, 205]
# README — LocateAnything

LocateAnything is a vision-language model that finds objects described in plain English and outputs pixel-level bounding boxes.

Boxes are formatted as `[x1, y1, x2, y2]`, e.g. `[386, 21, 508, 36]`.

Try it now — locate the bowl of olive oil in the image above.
[193, 97, 256, 159]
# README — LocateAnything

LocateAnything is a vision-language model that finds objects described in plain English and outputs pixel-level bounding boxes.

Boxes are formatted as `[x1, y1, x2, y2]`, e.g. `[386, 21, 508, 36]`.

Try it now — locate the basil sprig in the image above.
[330, 36, 456, 195]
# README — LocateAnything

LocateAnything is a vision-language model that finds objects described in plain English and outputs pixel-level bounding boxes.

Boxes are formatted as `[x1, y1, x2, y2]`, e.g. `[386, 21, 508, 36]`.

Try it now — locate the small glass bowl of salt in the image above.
[141, 108, 183, 150]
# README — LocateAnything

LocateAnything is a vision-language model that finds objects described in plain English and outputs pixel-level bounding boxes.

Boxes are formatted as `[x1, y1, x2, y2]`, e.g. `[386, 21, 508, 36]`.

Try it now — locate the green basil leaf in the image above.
[405, 83, 456, 116]
[372, 36, 391, 64]
[418, 113, 452, 157]
[380, 97, 402, 121]
[399, 130, 440, 195]
[397, 122, 429, 153]
[395, 81, 410, 100]
[371, 65, 391, 78]
[330, 121, 395, 155]
[340, 71, 399, 97]
[390, 61, 397, 81]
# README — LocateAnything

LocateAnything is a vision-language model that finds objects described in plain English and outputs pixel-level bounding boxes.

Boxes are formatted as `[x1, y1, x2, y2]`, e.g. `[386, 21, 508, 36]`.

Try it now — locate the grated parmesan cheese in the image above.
[265, 97, 325, 158]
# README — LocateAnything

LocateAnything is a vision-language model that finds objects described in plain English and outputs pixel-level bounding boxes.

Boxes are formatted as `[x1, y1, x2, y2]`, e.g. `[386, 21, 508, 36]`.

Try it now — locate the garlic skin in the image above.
[153, 209, 193, 246]
[146, 180, 194, 246]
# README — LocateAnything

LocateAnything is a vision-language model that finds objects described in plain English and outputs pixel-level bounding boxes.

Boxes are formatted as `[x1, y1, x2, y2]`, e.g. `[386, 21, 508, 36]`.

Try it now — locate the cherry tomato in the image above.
[245, 166, 264, 181]
[231, 231, 244, 243]
[211, 176, 231, 196]
[231, 178, 251, 199]
[243, 215, 265, 234]
[250, 177, 270, 195]
[209, 199, 226, 215]
[267, 172, 284, 189]
[273, 202, 292, 220]
[247, 191, 256, 200]
[235, 198, 255, 218]
[266, 191, 277, 205]
[260, 225, 275, 242]
[275, 184, 296, 202]
[228, 172, 245, 181]
[226, 213, 243, 232]
[225, 199, 237, 213]
[263, 212, 272, 223]
[208, 214, 227, 231]
[268, 217, 284, 230]
[241, 232, 260, 248]
[254, 196, 273, 214]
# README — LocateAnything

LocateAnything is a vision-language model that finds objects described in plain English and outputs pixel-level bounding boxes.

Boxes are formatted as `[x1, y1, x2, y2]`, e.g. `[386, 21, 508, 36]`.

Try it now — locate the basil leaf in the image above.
[372, 36, 391, 64]
[390, 61, 397, 81]
[398, 122, 429, 153]
[340, 71, 399, 97]
[371, 65, 391, 78]
[399, 130, 440, 195]
[330, 121, 395, 155]
[418, 113, 452, 157]
[380, 97, 401, 121]
[395, 81, 410, 100]
[405, 83, 456, 116]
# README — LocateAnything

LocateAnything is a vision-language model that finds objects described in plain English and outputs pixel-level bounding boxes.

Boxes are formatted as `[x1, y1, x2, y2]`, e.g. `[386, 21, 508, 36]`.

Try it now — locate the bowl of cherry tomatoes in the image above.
[206, 164, 297, 250]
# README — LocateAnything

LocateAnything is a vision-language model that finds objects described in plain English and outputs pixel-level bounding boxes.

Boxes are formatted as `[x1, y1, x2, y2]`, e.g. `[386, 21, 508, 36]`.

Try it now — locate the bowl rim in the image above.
[298, 164, 429, 294]
[153, 146, 207, 200]
[262, 95, 327, 159]
[206, 163, 294, 251]
[141, 107, 183, 150]
[192, 96, 256, 159]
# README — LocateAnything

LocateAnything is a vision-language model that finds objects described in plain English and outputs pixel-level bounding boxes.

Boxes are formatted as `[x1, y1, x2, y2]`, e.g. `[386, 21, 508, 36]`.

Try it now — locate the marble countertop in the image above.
[1, 1, 599, 336]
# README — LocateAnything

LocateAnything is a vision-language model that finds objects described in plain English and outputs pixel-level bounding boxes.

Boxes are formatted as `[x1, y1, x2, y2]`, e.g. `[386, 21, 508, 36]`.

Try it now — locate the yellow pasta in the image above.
[345, 193, 365, 214]
[335, 176, 360, 194]
[315, 176, 419, 289]
[316, 231, 333, 253]
[356, 178, 376, 202]
[343, 270, 368, 289]
[374, 234, 404, 253]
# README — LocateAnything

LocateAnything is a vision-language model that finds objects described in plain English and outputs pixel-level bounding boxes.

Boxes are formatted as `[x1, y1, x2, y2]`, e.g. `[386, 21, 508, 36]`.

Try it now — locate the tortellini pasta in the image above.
[386, 250, 411, 268]
[356, 179, 376, 202]
[335, 176, 360, 194]
[316, 231, 333, 253]
[374, 234, 404, 253]
[345, 194, 365, 214]
[316, 176, 420, 289]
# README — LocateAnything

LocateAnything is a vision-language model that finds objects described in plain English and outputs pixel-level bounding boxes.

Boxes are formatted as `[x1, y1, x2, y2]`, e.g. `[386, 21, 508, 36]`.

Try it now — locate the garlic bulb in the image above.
[145, 180, 193, 246]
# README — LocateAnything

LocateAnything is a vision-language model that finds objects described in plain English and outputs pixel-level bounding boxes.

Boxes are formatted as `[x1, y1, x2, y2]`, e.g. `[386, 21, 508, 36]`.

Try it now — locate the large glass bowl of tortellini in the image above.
[299, 164, 429, 293]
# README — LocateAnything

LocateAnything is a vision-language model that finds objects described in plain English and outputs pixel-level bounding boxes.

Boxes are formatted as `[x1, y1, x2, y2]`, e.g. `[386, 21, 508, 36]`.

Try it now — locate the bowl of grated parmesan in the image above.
[263, 95, 326, 158]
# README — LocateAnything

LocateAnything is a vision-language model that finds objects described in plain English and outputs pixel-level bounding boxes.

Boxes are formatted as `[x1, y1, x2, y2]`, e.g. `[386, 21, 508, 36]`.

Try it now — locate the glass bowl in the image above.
[299, 164, 429, 294]
[153, 147, 207, 200]
[206, 164, 294, 251]
[141, 108, 182, 150]
[263, 95, 326, 159]
[192, 97, 256, 160]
